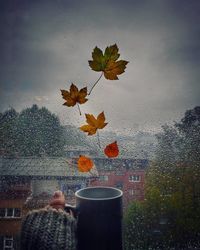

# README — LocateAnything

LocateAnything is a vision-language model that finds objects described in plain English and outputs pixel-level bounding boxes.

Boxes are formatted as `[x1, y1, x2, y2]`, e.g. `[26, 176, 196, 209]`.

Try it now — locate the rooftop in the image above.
[0, 157, 98, 179]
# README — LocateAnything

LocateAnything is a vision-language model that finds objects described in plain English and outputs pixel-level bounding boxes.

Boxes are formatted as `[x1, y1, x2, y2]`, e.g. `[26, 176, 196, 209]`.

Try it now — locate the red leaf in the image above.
[104, 141, 119, 158]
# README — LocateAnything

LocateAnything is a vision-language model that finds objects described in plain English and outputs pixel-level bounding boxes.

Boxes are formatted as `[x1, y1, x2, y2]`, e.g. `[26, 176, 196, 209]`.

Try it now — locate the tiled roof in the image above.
[0, 157, 98, 179]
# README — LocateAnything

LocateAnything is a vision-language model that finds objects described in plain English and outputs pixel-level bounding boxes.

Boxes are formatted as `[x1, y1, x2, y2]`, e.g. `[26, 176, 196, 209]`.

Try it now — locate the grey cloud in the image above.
[0, 0, 200, 132]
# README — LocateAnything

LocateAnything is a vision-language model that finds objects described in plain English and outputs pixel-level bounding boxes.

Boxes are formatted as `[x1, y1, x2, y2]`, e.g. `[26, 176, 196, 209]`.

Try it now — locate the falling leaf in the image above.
[89, 44, 129, 80]
[78, 155, 94, 172]
[104, 141, 119, 158]
[61, 83, 88, 107]
[80, 112, 108, 135]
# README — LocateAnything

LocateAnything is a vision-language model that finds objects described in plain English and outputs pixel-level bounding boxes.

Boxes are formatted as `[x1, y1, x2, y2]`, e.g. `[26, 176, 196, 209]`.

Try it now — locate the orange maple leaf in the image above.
[78, 155, 94, 172]
[80, 112, 108, 135]
[104, 141, 119, 158]
[61, 83, 88, 107]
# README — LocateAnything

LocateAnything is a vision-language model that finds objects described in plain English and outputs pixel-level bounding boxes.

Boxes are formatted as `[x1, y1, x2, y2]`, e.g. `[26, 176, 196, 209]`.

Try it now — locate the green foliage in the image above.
[0, 105, 65, 156]
[124, 106, 200, 249]
[124, 202, 148, 250]
[0, 108, 18, 156]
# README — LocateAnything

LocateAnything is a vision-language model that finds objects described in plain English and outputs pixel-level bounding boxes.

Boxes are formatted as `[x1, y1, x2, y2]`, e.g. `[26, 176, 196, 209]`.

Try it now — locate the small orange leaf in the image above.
[104, 141, 119, 158]
[78, 155, 94, 172]
[61, 83, 88, 107]
[80, 111, 108, 136]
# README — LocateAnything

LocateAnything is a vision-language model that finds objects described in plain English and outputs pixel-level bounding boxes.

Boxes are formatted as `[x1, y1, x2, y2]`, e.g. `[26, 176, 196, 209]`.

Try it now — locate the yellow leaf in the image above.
[80, 111, 108, 135]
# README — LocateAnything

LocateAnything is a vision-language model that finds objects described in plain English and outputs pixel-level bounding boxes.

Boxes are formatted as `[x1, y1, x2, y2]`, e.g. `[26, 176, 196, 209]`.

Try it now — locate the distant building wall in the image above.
[90, 158, 148, 209]
[0, 181, 31, 250]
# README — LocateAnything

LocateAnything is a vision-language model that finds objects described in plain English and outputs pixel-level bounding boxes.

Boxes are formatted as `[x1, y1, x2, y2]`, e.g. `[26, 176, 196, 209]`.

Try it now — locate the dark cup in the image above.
[65, 186, 123, 250]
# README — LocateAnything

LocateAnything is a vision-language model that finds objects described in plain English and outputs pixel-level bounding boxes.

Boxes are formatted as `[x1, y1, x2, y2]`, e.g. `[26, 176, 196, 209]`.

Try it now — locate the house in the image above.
[90, 158, 149, 209]
[0, 157, 98, 250]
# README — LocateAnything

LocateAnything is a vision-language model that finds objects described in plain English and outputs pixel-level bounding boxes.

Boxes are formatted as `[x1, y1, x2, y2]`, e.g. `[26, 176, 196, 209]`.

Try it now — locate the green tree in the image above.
[124, 202, 147, 250]
[124, 106, 200, 249]
[0, 105, 66, 156]
[175, 106, 200, 165]
[15, 105, 65, 156]
[145, 106, 200, 248]
[0, 108, 18, 156]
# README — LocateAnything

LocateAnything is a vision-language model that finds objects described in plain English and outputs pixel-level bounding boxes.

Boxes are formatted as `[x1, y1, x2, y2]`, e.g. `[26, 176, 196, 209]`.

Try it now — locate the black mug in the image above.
[65, 186, 123, 250]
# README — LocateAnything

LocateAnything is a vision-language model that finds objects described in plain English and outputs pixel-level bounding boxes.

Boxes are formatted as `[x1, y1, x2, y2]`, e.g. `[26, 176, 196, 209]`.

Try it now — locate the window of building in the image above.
[0, 208, 6, 217]
[3, 236, 13, 250]
[99, 175, 108, 181]
[14, 208, 21, 217]
[129, 189, 134, 195]
[6, 208, 13, 217]
[0, 208, 21, 218]
[129, 175, 141, 182]
[129, 189, 140, 195]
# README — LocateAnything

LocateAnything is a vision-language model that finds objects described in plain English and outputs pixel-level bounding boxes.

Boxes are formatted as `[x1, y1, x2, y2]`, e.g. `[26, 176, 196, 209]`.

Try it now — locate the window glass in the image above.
[0, 208, 6, 217]
[14, 208, 21, 218]
[6, 209, 13, 217]
[129, 175, 141, 182]
[4, 236, 13, 249]
[99, 176, 108, 181]
[5, 239, 12, 247]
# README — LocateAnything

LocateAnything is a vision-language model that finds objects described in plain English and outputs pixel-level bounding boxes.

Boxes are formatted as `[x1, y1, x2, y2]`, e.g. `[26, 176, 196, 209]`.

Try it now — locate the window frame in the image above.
[3, 236, 13, 250]
[0, 208, 21, 218]
[99, 175, 109, 181]
[129, 175, 141, 182]
[129, 189, 140, 195]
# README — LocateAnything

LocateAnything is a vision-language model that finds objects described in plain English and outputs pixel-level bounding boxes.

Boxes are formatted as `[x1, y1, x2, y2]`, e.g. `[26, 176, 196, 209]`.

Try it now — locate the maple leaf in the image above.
[89, 44, 129, 80]
[78, 155, 94, 172]
[61, 83, 88, 107]
[80, 112, 108, 135]
[104, 141, 119, 158]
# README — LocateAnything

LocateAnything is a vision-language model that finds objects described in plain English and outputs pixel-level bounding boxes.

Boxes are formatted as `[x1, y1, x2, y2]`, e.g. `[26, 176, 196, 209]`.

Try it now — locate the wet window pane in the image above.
[0, 1, 200, 249]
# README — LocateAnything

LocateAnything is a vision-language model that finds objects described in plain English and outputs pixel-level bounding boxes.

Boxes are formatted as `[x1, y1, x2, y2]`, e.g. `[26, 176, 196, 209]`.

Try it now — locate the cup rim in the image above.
[75, 186, 123, 201]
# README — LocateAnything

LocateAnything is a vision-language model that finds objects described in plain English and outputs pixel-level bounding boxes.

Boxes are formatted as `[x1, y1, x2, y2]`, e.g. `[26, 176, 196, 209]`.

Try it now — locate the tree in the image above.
[0, 108, 18, 156]
[124, 106, 200, 249]
[0, 105, 66, 157]
[15, 105, 65, 156]
[145, 106, 200, 248]
[124, 202, 147, 250]
[175, 106, 200, 165]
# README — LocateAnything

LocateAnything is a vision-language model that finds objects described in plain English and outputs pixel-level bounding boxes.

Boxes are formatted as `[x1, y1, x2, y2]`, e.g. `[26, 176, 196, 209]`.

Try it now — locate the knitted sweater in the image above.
[20, 206, 77, 250]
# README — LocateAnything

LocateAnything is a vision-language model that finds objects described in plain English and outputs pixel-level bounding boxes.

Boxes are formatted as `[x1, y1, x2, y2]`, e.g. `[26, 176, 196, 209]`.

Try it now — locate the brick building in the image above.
[90, 158, 149, 209]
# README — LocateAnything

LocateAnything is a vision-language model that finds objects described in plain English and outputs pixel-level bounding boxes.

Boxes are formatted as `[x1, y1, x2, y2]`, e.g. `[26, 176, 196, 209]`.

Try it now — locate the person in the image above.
[20, 191, 77, 250]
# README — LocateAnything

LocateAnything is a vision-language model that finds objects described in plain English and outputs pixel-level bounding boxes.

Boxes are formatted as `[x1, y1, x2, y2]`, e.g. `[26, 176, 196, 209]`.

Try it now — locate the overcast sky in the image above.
[0, 0, 200, 133]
